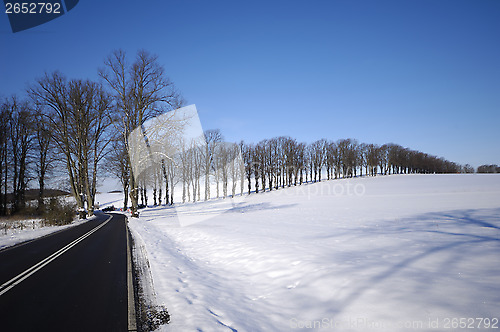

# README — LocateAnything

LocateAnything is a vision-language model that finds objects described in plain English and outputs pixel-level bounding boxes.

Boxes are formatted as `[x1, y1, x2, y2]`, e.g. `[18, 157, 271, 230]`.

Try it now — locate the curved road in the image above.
[0, 212, 131, 332]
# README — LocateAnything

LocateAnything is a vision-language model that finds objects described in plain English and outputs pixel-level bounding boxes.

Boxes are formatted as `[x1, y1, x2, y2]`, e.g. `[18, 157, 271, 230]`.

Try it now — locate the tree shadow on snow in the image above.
[329, 207, 500, 318]
[227, 202, 298, 214]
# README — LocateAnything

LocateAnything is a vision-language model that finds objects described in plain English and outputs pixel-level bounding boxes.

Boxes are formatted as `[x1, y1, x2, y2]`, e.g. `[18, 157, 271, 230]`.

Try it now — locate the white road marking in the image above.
[0, 215, 112, 296]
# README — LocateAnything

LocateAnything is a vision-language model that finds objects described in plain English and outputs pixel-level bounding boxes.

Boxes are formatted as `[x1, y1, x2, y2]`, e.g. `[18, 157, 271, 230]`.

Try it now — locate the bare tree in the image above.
[34, 108, 54, 212]
[252, 145, 261, 194]
[165, 154, 180, 204]
[228, 143, 242, 198]
[0, 103, 9, 216]
[282, 137, 298, 186]
[349, 139, 359, 177]
[214, 142, 235, 198]
[241, 142, 254, 194]
[366, 143, 379, 176]
[277, 137, 287, 188]
[255, 140, 267, 192]
[296, 142, 306, 185]
[211, 141, 236, 198]
[477, 165, 498, 173]
[305, 144, 313, 183]
[239, 142, 245, 196]
[30, 73, 112, 218]
[378, 144, 389, 175]
[5, 96, 35, 213]
[99, 49, 183, 217]
[267, 138, 278, 190]
[187, 138, 204, 203]
[325, 141, 335, 180]
[310, 139, 327, 182]
[337, 138, 358, 178]
[358, 143, 368, 177]
[161, 159, 170, 205]
[203, 129, 222, 200]
[104, 137, 130, 209]
[179, 142, 191, 203]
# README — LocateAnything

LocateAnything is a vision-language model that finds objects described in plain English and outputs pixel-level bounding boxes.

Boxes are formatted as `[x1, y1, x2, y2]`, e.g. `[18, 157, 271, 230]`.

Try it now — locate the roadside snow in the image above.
[0, 216, 95, 250]
[0, 188, 122, 251]
[127, 174, 500, 331]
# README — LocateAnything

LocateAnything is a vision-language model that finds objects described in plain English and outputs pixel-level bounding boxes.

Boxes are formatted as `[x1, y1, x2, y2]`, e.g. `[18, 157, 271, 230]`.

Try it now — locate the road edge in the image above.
[126, 217, 138, 332]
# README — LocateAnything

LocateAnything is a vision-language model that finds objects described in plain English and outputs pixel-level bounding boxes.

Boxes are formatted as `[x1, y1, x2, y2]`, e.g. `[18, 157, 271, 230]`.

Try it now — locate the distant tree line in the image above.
[477, 164, 500, 173]
[129, 127, 244, 209]
[238, 137, 474, 195]
[146, 134, 475, 206]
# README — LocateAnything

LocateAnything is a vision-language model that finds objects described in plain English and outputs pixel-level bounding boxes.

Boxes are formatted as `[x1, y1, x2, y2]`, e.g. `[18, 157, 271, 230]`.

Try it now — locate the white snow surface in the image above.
[127, 174, 500, 331]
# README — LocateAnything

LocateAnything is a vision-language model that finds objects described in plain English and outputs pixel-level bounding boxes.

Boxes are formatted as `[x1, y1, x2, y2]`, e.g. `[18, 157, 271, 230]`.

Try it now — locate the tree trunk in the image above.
[165, 177, 169, 205]
[123, 184, 129, 210]
[129, 172, 139, 217]
[247, 173, 251, 195]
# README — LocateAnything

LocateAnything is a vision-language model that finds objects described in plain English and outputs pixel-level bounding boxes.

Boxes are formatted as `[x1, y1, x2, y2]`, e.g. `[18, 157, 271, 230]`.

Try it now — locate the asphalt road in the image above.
[0, 212, 130, 332]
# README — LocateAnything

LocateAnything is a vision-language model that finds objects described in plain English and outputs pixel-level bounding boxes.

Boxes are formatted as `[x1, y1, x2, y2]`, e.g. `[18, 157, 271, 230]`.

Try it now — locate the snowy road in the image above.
[0, 212, 129, 331]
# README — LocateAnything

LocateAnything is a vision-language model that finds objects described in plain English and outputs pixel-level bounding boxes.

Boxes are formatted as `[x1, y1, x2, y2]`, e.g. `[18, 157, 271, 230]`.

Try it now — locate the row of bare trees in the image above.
[0, 95, 474, 219]
[1, 48, 247, 218]
[0, 47, 484, 219]
[1, 49, 183, 218]
[133, 130, 244, 207]
[0, 96, 40, 215]
[28, 74, 114, 219]
[477, 164, 500, 173]
[98, 49, 183, 217]
[126, 134, 472, 208]
[239, 137, 471, 194]
[0, 76, 117, 218]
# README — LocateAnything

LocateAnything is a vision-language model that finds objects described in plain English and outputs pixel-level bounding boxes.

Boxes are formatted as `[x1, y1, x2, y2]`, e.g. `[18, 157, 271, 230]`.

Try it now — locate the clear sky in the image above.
[1, 0, 499, 167]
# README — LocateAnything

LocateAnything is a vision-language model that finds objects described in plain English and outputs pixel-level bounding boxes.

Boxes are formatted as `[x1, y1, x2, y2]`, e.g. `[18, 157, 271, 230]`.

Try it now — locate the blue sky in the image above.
[1, 0, 499, 167]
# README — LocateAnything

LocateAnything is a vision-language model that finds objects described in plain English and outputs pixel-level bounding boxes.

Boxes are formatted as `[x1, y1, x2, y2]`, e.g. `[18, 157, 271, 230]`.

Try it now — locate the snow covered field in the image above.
[127, 174, 499, 331]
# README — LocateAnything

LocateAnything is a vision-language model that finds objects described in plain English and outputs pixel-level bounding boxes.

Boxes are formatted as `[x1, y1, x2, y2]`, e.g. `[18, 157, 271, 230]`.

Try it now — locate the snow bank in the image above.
[0, 217, 95, 250]
[128, 174, 500, 331]
[0, 189, 122, 251]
